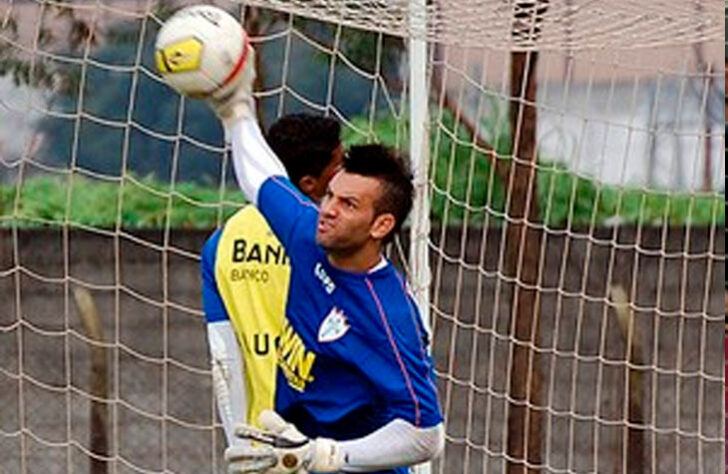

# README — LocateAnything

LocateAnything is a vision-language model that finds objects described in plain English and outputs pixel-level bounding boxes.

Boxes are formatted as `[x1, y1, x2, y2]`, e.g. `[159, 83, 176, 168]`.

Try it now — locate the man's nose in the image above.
[321, 198, 338, 217]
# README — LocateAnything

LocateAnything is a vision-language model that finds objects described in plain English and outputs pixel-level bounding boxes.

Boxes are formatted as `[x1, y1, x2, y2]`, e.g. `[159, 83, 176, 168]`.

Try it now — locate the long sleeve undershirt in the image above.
[206, 321, 247, 447]
[228, 117, 287, 205]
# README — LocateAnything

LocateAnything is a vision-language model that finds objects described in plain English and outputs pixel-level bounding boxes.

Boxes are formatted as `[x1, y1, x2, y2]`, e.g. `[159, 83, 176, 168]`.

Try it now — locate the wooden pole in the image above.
[610, 285, 646, 474]
[505, 2, 550, 470]
[73, 286, 109, 474]
[505, 46, 544, 474]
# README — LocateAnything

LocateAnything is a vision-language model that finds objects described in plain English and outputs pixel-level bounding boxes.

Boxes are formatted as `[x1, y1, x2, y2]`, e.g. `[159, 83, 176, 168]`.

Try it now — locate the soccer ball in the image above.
[155, 5, 249, 98]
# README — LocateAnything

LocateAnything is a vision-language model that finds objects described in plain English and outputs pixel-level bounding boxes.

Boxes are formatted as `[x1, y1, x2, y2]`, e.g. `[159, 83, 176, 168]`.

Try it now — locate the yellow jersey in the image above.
[201, 205, 291, 424]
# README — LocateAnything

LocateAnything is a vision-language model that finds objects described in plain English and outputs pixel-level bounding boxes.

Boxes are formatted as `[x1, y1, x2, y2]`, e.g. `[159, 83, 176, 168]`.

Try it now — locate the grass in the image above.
[2, 168, 721, 231]
[0, 174, 246, 229]
[342, 110, 725, 228]
[537, 162, 724, 227]
[1, 109, 723, 230]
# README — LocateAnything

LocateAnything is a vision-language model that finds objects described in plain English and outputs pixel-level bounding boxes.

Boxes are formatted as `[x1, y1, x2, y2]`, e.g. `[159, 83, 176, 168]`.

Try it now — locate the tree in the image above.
[2, 2, 385, 184]
[504, 3, 549, 473]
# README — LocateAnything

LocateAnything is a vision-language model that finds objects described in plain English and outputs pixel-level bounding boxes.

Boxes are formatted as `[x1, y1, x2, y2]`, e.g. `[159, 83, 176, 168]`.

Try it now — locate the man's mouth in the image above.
[317, 220, 332, 233]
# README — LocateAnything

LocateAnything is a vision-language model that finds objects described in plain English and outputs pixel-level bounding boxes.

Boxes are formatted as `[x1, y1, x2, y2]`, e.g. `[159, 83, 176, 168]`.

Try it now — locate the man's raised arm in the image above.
[204, 43, 287, 206]
[206, 46, 317, 251]
[227, 116, 287, 206]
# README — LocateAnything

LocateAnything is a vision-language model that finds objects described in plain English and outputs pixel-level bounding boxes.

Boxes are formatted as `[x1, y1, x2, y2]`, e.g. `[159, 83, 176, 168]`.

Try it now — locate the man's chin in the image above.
[315, 233, 332, 249]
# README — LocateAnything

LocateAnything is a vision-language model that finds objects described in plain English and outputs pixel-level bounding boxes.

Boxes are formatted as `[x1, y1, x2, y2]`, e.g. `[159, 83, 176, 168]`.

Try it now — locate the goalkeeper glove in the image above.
[225, 410, 345, 474]
[207, 40, 257, 125]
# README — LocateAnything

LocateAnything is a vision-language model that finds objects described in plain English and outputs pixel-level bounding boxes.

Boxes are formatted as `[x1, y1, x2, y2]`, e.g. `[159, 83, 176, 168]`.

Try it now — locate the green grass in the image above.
[1, 109, 723, 230]
[1, 168, 722, 230]
[537, 162, 724, 227]
[342, 111, 724, 228]
[0, 174, 247, 229]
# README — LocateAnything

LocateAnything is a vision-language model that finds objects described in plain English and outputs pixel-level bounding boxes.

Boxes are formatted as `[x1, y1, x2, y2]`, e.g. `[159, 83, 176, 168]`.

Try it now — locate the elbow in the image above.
[417, 423, 445, 462]
[430, 423, 446, 459]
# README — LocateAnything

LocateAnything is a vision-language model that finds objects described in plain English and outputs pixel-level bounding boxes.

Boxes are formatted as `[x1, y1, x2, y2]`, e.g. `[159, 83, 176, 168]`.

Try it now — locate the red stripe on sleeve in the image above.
[365, 278, 421, 427]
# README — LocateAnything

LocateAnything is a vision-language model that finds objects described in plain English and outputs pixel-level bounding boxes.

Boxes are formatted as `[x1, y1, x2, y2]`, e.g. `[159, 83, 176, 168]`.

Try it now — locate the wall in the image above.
[0, 227, 724, 473]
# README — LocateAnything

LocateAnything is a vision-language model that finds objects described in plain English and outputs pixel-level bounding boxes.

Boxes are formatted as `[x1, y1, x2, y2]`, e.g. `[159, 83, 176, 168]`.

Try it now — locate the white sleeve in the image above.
[339, 420, 444, 472]
[207, 320, 248, 447]
[227, 117, 288, 206]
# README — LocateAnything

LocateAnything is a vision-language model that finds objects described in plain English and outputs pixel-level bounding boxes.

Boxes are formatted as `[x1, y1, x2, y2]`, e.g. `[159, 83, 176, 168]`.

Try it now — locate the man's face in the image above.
[315, 170, 383, 253]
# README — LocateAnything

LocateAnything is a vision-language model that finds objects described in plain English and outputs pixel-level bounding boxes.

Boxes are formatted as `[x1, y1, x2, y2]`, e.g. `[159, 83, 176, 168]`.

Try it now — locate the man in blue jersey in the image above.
[205, 44, 444, 474]
[201, 114, 344, 447]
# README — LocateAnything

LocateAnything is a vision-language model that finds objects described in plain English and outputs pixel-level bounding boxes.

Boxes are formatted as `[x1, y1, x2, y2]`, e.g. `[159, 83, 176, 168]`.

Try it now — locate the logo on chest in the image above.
[318, 307, 350, 343]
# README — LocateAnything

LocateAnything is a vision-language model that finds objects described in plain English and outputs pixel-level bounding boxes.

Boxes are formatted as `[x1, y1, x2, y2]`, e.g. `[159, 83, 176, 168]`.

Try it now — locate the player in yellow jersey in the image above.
[200, 114, 344, 445]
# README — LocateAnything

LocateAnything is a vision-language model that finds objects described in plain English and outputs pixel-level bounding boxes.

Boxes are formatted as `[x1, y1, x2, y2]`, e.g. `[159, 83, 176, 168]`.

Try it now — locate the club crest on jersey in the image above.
[318, 307, 349, 342]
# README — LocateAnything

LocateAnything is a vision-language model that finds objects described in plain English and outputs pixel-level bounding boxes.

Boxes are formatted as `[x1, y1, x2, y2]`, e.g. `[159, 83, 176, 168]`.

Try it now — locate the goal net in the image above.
[0, 0, 724, 473]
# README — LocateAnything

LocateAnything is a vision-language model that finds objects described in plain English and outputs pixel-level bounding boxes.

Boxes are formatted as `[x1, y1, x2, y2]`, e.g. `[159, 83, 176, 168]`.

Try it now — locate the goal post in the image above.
[0, 1, 725, 474]
[408, 1, 431, 474]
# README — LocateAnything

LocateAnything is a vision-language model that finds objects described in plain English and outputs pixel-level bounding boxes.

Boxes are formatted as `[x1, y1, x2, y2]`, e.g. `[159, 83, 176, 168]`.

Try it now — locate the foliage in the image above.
[293, 15, 404, 84]
[7, 11, 383, 184]
[0, 174, 246, 229]
[0, 1, 100, 92]
[538, 162, 725, 227]
[1, 3, 722, 230]
[1, 128, 723, 230]
[343, 111, 725, 228]
[343, 106, 508, 224]
[3, 165, 721, 230]
[30, 17, 229, 183]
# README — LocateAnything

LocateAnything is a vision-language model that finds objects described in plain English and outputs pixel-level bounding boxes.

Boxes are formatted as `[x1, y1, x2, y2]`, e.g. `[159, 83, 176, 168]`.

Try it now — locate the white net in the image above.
[0, 0, 724, 473]
[242, 0, 724, 50]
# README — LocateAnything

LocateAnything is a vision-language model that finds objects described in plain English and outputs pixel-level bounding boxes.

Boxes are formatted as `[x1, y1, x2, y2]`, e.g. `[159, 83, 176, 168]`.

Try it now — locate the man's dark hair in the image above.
[343, 144, 414, 242]
[267, 114, 341, 185]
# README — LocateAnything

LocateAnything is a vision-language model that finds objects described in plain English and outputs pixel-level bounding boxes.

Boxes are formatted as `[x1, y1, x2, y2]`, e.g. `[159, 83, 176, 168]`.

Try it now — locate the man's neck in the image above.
[327, 244, 384, 274]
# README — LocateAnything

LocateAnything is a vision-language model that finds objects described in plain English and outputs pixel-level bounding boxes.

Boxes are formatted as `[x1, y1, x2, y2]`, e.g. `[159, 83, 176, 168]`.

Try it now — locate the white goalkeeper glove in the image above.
[225, 410, 345, 474]
[207, 40, 257, 126]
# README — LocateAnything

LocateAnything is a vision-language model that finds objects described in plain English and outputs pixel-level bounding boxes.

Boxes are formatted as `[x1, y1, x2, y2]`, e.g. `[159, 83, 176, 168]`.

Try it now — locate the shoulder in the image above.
[219, 205, 276, 242]
[203, 205, 259, 262]
[361, 269, 422, 335]
[202, 227, 223, 266]
[223, 204, 267, 230]
[365, 265, 410, 307]
[259, 176, 319, 216]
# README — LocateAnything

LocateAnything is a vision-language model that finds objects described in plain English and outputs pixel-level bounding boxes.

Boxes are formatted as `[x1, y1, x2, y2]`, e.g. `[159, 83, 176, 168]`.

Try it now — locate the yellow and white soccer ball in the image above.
[155, 5, 250, 98]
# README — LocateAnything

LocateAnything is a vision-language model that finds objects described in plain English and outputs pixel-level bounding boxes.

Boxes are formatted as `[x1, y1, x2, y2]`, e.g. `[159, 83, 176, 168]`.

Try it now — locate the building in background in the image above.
[442, 43, 724, 192]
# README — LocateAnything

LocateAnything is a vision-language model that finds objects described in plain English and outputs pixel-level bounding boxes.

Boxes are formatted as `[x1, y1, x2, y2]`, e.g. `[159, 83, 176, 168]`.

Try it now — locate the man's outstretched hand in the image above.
[225, 410, 345, 473]
[207, 41, 257, 126]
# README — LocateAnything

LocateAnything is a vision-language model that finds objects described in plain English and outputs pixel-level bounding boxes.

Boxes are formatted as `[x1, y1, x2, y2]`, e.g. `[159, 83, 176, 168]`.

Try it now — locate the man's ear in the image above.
[370, 213, 396, 241]
[297, 175, 317, 197]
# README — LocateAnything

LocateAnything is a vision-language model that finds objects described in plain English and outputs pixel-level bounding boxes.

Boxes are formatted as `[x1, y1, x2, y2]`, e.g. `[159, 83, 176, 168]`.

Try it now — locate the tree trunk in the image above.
[73, 287, 109, 474]
[505, 47, 544, 474]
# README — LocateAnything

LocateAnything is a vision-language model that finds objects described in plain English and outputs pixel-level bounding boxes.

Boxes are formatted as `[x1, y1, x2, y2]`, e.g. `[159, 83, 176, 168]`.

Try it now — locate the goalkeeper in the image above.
[202, 113, 345, 445]
[207, 45, 444, 474]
